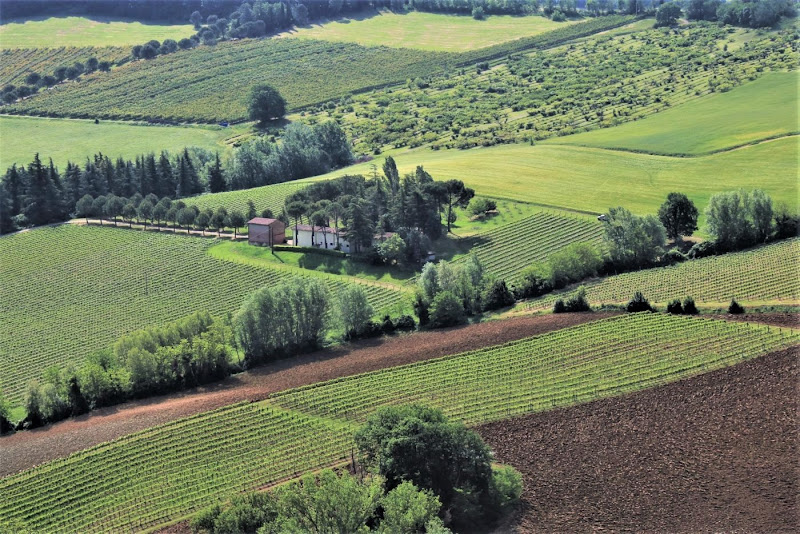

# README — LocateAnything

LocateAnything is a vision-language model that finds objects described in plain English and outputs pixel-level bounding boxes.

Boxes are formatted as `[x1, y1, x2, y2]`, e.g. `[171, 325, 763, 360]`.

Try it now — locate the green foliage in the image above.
[705, 189, 774, 251]
[482, 279, 516, 311]
[564, 286, 592, 312]
[728, 298, 745, 314]
[683, 296, 699, 315]
[338, 284, 375, 338]
[655, 2, 683, 26]
[467, 197, 497, 218]
[0, 46, 129, 87]
[214, 492, 278, 534]
[603, 206, 667, 269]
[4, 316, 798, 531]
[626, 291, 654, 313]
[658, 193, 699, 241]
[667, 299, 684, 314]
[488, 465, 524, 511]
[190, 503, 222, 533]
[248, 84, 287, 124]
[379, 481, 442, 533]
[429, 291, 467, 328]
[377, 234, 407, 265]
[548, 242, 604, 288]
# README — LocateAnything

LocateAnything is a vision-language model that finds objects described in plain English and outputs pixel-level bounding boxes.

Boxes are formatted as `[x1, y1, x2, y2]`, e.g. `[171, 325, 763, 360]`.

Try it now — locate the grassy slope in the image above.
[547, 72, 799, 155]
[0, 17, 194, 48]
[300, 137, 798, 228]
[0, 115, 244, 168]
[285, 11, 577, 51]
[0, 225, 406, 405]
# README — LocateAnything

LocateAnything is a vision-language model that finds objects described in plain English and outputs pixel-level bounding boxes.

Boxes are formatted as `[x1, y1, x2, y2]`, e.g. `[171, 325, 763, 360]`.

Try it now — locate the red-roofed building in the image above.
[247, 217, 285, 247]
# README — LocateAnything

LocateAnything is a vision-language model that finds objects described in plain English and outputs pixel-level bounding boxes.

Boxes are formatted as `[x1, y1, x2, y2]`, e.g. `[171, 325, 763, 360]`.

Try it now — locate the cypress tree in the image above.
[207, 153, 226, 193]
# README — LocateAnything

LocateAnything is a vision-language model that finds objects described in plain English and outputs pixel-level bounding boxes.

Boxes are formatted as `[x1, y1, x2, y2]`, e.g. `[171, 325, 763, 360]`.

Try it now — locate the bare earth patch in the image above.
[1, 313, 613, 477]
[478, 345, 799, 533]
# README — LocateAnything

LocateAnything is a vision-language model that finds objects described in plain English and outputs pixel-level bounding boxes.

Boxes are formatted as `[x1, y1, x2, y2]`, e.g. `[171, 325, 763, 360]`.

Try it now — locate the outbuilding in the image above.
[247, 217, 286, 247]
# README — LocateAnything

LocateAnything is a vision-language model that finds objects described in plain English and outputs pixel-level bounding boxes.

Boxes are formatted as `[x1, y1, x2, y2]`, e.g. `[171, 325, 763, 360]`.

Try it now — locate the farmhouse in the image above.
[294, 225, 394, 253]
[247, 217, 286, 247]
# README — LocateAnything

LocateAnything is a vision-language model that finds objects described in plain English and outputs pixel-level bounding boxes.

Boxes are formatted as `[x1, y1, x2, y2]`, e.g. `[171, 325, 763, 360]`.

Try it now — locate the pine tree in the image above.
[207, 153, 226, 193]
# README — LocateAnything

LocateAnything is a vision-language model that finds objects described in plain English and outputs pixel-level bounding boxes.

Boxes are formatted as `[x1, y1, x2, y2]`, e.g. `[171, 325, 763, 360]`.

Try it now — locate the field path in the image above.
[0, 313, 612, 477]
[479, 344, 799, 532]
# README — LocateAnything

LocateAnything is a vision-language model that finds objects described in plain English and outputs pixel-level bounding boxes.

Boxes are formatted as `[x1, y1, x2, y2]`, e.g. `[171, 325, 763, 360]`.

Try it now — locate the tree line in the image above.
[0, 121, 351, 234]
[656, 0, 796, 28]
[2, 55, 116, 105]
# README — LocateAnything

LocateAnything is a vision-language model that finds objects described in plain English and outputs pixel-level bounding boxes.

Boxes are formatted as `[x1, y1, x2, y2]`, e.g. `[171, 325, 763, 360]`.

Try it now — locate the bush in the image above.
[563, 286, 591, 312]
[213, 492, 277, 534]
[381, 315, 396, 334]
[728, 299, 745, 314]
[664, 249, 687, 265]
[667, 299, 683, 314]
[688, 241, 717, 259]
[552, 299, 566, 313]
[483, 280, 516, 311]
[515, 264, 553, 299]
[488, 465, 523, 512]
[468, 197, 497, 217]
[190, 503, 221, 533]
[394, 315, 416, 331]
[429, 291, 467, 328]
[626, 291, 653, 313]
[683, 297, 698, 315]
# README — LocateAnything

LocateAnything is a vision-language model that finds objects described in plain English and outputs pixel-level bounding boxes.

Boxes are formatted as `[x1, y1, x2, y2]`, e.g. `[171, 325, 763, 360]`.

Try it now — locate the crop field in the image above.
[526, 239, 800, 309]
[0, 45, 129, 86]
[0, 225, 405, 404]
[2, 15, 637, 122]
[2, 314, 796, 532]
[285, 11, 577, 51]
[300, 23, 797, 153]
[307, 138, 798, 226]
[0, 115, 241, 168]
[454, 211, 604, 282]
[183, 182, 306, 219]
[0, 17, 195, 48]
[549, 72, 798, 155]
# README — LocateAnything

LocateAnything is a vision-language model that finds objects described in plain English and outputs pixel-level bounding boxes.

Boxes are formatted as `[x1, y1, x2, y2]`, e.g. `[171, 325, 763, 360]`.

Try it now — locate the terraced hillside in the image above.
[300, 23, 797, 153]
[454, 211, 604, 282]
[526, 238, 800, 309]
[0, 225, 405, 404]
[2, 314, 796, 532]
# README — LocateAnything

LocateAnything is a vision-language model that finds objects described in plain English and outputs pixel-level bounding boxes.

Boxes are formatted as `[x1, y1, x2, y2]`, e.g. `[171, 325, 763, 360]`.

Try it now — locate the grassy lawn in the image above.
[301, 137, 798, 231]
[0, 115, 246, 168]
[283, 10, 577, 51]
[547, 72, 799, 155]
[0, 16, 194, 48]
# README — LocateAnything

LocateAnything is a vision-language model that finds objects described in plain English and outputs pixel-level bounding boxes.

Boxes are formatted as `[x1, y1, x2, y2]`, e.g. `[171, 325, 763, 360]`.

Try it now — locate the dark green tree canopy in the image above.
[658, 192, 698, 240]
[248, 84, 287, 124]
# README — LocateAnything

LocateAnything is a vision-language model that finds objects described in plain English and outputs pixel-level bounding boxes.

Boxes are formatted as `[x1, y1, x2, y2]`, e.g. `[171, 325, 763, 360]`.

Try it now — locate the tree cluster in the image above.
[703, 188, 776, 252]
[131, 38, 188, 60]
[687, 0, 795, 27]
[17, 312, 231, 430]
[2, 55, 113, 105]
[516, 241, 603, 299]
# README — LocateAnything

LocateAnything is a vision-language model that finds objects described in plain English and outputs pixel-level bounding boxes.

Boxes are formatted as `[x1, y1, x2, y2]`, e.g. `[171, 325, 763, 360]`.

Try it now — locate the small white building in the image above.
[294, 225, 395, 254]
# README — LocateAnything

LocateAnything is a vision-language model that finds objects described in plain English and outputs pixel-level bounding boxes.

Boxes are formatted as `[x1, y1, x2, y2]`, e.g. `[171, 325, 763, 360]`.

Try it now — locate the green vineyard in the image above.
[0, 225, 405, 404]
[456, 211, 603, 282]
[0, 46, 129, 86]
[183, 182, 306, 218]
[526, 238, 800, 309]
[2, 314, 796, 532]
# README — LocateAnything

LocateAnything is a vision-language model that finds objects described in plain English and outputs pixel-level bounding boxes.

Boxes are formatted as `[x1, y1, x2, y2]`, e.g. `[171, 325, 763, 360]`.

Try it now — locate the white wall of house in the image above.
[295, 229, 351, 253]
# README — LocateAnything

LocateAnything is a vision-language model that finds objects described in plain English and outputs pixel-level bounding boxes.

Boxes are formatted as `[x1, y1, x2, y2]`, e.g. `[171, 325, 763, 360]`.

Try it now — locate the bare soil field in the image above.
[0, 313, 612, 477]
[713, 311, 800, 328]
[478, 345, 799, 533]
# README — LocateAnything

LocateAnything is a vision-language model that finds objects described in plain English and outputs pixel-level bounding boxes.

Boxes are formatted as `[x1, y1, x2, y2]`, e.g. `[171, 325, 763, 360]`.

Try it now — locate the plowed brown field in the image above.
[478, 346, 799, 533]
[1, 313, 612, 477]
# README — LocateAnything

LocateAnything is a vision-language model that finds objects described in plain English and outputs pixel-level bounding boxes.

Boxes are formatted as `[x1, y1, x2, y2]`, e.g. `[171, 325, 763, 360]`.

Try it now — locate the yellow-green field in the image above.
[299, 137, 798, 227]
[549, 72, 799, 155]
[0, 17, 194, 48]
[0, 115, 245, 168]
[284, 10, 576, 51]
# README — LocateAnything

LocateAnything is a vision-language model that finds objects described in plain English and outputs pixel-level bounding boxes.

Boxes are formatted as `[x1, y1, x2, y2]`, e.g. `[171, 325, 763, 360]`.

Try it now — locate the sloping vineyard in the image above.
[526, 238, 800, 309]
[1, 15, 638, 123]
[455, 211, 603, 282]
[0, 46, 129, 86]
[0, 225, 404, 403]
[183, 181, 306, 217]
[2, 314, 796, 532]
[303, 23, 798, 153]
[0, 403, 353, 533]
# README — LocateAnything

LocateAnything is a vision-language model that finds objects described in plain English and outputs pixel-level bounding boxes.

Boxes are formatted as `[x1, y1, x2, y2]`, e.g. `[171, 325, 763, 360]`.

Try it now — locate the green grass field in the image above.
[3, 314, 796, 532]
[303, 137, 798, 229]
[526, 238, 800, 309]
[285, 11, 576, 51]
[0, 115, 243, 168]
[0, 225, 406, 405]
[548, 72, 799, 155]
[0, 17, 194, 48]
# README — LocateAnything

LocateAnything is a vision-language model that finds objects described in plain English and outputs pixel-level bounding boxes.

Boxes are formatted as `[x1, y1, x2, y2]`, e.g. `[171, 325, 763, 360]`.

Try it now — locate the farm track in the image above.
[478, 345, 799, 533]
[0, 313, 611, 477]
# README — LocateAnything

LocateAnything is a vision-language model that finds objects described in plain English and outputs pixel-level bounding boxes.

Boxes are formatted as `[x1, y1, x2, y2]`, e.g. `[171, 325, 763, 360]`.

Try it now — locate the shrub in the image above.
[483, 280, 516, 311]
[394, 315, 416, 331]
[553, 299, 566, 313]
[664, 249, 687, 265]
[190, 503, 221, 533]
[667, 299, 683, 314]
[213, 492, 277, 534]
[488, 465, 524, 512]
[688, 241, 717, 259]
[381, 315, 396, 333]
[468, 197, 497, 217]
[728, 299, 745, 314]
[683, 297, 699, 315]
[563, 286, 591, 312]
[515, 264, 553, 299]
[626, 291, 653, 313]
[429, 291, 467, 328]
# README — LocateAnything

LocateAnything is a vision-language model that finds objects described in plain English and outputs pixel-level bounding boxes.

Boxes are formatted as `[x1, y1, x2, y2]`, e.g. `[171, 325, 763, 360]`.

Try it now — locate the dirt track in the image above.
[478, 346, 799, 533]
[0, 313, 612, 477]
